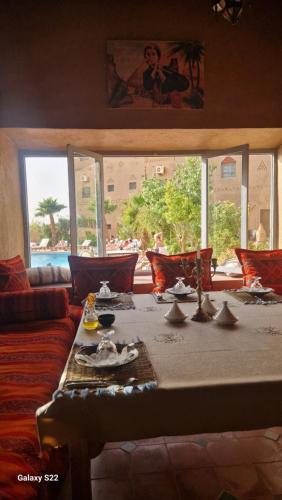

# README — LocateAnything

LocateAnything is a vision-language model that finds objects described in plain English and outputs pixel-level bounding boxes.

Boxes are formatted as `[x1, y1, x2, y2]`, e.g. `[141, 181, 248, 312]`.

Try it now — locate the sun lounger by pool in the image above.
[79, 240, 92, 248]
[78, 240, 95, 256]
[32, 238, 50, 250]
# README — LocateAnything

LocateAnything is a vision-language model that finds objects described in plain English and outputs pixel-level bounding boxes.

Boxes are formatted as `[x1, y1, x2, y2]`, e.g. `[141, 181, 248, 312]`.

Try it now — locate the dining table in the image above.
[36, 291, 282, 499]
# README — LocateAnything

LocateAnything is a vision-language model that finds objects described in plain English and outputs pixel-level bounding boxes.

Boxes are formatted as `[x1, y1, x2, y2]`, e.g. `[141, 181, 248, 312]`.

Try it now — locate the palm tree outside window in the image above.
[35, 197, 66, 247]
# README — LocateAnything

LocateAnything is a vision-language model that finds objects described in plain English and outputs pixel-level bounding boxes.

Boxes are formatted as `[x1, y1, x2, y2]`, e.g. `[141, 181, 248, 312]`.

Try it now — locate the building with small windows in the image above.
[75, 154, 272, 241]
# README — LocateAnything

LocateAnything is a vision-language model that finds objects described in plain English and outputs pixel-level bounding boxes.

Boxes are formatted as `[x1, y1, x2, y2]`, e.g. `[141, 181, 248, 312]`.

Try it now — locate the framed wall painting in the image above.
[107, 40, 205, 109]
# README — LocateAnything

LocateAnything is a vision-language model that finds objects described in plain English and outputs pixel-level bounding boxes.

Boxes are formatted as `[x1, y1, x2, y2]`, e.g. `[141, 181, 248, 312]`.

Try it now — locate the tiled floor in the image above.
[61, 427, 282, 499]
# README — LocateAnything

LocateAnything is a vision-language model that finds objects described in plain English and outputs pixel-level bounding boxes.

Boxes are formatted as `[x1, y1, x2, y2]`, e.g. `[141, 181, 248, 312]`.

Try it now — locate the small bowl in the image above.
[98, 313, 115, 328]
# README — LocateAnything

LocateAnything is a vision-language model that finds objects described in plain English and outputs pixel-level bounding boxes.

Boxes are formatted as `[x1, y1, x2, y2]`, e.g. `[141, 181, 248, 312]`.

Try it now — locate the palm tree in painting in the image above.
[35, 197, 66, 247]
[169, 41, 205, 89]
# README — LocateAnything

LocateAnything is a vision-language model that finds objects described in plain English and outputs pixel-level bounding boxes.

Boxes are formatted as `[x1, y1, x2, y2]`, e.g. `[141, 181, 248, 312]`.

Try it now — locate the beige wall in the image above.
[0, 132, 24, 259]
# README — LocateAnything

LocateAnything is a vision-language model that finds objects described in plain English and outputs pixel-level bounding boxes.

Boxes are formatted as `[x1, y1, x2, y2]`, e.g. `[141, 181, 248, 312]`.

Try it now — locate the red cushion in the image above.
[69, 304, 83, 329]
[0, 288, 69, 325]
[146, 249, 213, 292]
[68, 254, 138, 303]
[235, 248, 282, 293]
[0, 255, 30, 292]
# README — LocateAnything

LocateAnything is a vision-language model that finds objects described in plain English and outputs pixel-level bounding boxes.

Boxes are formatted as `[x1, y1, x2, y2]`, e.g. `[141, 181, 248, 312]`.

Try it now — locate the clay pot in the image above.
[214, 301, 238, 326]
[164, 301, 188, 324]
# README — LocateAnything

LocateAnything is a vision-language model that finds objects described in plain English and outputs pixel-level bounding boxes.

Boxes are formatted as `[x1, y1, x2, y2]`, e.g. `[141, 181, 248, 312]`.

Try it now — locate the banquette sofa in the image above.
[0, 287, 75, 499]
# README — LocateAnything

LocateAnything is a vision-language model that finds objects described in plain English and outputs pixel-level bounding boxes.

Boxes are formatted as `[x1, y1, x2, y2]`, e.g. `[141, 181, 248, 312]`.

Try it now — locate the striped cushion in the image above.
[0, 317, 75, 499]
[68, 254, 138, 304]
[27, 266, 71, 286]
[0, 288, 69, 325]
[0, 255, 30, 292]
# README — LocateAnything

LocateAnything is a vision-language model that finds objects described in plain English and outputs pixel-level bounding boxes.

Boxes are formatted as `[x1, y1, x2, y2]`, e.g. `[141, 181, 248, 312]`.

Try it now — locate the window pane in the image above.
[221, 161, 236, 178]
[74, 156, 99, 256]
[25, 157, 70, 268]
[82, 186, 91, 198]
[208, 155, 241, 264]
[103, 156, 201, 271]
[129, 181, 137, 190]
[248, 154, 272, 250]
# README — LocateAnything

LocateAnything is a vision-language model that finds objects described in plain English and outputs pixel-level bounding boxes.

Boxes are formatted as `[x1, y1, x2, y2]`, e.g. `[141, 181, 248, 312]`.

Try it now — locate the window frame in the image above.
[19, 147, 278, 269]
[129, 180, 137, 190]
[221, 162, 236, 178]
[81, 185, 91, 198]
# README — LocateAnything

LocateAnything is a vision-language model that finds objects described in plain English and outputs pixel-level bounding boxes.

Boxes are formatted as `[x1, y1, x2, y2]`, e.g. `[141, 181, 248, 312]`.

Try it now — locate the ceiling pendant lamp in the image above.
[212, 0, 244, 25]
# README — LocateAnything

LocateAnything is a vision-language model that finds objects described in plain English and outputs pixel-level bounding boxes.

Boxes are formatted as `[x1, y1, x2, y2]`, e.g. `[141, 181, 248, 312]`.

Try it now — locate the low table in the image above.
[37, 292, 282, 499]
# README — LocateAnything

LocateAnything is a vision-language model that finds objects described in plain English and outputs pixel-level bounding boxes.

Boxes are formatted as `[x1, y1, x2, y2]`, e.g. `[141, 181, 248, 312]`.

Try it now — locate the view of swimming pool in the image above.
[31, 252, 70, 268]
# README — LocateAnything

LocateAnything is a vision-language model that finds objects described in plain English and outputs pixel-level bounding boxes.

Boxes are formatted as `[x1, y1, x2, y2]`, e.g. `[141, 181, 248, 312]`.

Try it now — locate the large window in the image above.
[23, 148, 276, 274]
[25, 157, 70, 268]
[208, 154, 242, 263]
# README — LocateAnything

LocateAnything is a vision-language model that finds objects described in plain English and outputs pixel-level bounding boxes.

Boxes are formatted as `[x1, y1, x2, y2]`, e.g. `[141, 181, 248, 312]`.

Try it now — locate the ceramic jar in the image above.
[213, 301, 238, 325]
[164, 301, 188, 323]
[202, 294, 218, 318]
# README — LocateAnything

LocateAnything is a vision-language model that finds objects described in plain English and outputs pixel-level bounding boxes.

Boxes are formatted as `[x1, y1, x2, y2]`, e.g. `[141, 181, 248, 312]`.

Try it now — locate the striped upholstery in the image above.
[69, 304, 83, 330]
[0, 288, 69, 324]
[68, 253, 138, 304]
[0, 314, 75, 498]
[27, 266, 71, 286]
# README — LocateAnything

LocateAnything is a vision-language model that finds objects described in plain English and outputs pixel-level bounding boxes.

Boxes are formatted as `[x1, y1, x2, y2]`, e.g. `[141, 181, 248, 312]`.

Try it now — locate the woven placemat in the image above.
[225, 289, 282, 304]
[94, 293, 135, 310]
[63, 341, 157, 390]
[152, 292, 198, 304]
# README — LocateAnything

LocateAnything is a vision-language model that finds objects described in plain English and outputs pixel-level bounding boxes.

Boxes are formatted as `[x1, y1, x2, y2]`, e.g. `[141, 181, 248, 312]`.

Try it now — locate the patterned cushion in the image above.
[146, 248, 213, 292]
[235, 248, 282, 293]
[0, 317, 75, 499]
[0, 255, 30, 292]
[68, 254, 138, 304]
[0, 288, 69, 325]
[27, 266, 71, 286]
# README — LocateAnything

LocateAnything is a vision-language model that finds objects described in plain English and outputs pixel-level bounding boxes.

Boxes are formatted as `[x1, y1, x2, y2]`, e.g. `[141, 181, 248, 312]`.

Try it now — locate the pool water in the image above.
[31, 252, 70, 268]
